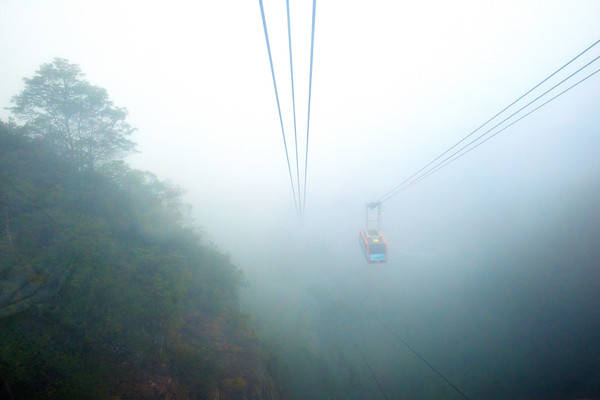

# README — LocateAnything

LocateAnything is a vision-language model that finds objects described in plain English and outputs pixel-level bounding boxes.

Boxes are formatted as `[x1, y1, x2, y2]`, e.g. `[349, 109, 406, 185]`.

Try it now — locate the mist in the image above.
[1, 0, 600, 398]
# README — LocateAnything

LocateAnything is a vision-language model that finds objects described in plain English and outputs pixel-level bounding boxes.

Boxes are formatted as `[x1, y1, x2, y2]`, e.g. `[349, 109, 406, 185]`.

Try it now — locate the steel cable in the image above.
[286, 0, 302, 212]
[258, 0, 299, 214]
[398, 67, 600, 194]
[302, 0, 317, 214]
[377, 40, 600, 203]
[378, 42, 600, 203]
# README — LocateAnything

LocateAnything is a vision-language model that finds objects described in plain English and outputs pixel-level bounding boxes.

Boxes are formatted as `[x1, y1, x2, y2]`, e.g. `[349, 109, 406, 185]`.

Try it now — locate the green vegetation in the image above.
[0, 60, 277, 399]
[8, 58, 135, 171]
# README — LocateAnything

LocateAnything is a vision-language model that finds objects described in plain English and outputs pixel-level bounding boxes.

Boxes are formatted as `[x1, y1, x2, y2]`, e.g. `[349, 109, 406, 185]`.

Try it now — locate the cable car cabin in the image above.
[359, 229, 388, 263]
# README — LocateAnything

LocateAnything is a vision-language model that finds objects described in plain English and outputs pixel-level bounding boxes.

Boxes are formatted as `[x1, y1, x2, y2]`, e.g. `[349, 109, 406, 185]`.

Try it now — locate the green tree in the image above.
[8, 58, 135, 170]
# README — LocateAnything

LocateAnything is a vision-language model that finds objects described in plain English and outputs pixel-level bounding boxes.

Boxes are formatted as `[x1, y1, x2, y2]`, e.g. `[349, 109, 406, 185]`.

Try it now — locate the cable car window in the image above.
[370, 243, 386, 253]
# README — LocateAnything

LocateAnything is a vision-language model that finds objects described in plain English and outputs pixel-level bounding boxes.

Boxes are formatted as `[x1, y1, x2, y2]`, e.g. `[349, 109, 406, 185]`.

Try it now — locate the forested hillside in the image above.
[0, 60, 279, 399]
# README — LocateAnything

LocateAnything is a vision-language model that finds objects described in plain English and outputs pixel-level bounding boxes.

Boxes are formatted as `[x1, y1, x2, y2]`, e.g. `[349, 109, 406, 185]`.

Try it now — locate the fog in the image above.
[2, 0, 600, 398]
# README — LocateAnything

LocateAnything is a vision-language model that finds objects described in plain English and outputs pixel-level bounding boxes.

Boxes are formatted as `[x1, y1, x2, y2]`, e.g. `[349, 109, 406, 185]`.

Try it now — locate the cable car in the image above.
[359, 202, 388, 263]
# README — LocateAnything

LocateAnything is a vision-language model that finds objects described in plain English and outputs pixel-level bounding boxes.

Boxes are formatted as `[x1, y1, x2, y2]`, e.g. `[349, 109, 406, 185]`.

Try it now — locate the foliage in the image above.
[8, 58, 135, 170]
[0, 120, 252, 398]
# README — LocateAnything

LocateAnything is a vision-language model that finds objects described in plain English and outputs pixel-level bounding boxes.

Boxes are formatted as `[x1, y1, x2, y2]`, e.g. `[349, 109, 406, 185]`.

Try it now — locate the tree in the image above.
[8, 58, 136, 170]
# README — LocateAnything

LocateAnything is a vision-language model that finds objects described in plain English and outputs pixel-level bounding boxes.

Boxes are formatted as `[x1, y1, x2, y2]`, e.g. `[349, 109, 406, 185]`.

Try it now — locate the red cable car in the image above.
[359, 202, 388, 263]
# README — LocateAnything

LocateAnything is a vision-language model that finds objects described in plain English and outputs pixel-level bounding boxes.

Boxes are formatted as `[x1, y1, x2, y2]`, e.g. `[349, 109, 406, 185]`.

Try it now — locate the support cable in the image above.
[357, 340, 391, 400]
[373, 311, 472, 400]
[401, 67, 600, 192]
[377, 39, 600, 203]
[302, 0, 317, 214]
[258, 0, 299, 214]
[379, 48, 600, 203]
[286, 0, 302, 213]
[353, 291, 472, 399]
[338, 293, 391, 400]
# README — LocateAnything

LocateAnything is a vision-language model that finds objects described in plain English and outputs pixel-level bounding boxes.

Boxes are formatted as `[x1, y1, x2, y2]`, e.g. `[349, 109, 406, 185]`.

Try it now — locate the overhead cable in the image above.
[258, 0, 299, 214]
[401, 66, 600, 193]
[286, 0, 302, 212]
[302, 0, 317, 214]
[378, 39, 600, 203]
[354, 291, 472, 400]
[380, 55, 599, 201]
[373, 311, 472, 400]
[340, 296, 391, 400]
[378, 40, 600, 203]
[357, 341, 391, 400]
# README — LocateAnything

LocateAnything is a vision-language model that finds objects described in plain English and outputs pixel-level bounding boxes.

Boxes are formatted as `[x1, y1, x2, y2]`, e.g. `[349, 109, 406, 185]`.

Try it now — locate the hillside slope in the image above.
[0, 121, 280, 399]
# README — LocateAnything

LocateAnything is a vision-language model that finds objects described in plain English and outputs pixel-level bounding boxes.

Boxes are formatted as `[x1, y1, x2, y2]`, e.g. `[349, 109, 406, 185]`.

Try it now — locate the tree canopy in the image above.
[8, 58, 135, 170]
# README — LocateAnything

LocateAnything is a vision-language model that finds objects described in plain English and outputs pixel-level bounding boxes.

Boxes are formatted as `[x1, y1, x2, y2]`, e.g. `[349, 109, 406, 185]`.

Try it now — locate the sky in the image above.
[2, 1, 600, 397]
[1, 0, 600, 290]
[1, 1, 599, 252]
